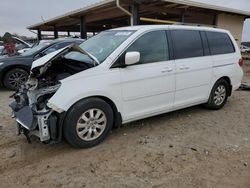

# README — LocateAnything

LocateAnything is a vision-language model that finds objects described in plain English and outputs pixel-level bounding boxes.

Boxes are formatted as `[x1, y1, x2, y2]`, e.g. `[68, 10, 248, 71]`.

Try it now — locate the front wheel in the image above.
[63, 98, 114, 148]
[205, 79, 230, 110]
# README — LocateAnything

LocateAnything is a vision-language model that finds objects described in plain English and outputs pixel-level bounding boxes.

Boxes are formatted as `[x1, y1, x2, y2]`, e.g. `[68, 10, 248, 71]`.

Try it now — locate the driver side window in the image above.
[126, 30, 169, 65]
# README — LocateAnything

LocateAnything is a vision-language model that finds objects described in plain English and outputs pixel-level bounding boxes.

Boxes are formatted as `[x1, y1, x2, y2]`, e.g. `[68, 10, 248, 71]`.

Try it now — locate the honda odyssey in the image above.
[10, 25, 243, 148]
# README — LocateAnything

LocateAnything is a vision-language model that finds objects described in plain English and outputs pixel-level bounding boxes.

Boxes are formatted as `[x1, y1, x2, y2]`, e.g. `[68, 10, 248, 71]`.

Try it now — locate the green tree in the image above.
[2, 32, 15, 44]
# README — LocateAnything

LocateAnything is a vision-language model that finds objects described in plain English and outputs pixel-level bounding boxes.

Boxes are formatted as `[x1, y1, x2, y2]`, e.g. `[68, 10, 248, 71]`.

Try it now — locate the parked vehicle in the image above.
[0, 37, 33, 58]
[0, 45, 9, 59]
[0, 46, 7, 57]
[240, 45, 250, 53]
[12, 36, 33, 53]
[0, 38, 84, 90]
[10, 25, 243, 148]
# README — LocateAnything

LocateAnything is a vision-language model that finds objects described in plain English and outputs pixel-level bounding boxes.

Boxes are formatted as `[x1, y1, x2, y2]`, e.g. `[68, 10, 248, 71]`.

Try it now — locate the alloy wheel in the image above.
[8, 71, 27, 89]
[76, 108, 107, 141]
[213, 85, 226, 106]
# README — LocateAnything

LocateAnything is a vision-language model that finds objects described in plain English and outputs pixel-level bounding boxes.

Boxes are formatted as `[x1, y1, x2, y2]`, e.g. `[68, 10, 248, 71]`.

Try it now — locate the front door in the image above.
[120, 30, 175, 122]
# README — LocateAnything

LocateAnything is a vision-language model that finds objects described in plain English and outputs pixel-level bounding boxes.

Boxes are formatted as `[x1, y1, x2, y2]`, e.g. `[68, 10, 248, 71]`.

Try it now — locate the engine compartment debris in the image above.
[9, 45, 96, 143]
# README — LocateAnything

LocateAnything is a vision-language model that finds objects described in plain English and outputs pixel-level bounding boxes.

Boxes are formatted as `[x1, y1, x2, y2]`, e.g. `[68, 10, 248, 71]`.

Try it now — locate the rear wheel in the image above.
[3, 68, 29, 90]
[63, 98, 114, 148]
[205, 79, 230, 110]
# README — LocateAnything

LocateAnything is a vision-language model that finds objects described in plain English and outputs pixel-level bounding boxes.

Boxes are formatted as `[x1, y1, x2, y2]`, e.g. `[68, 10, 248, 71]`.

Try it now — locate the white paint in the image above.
[45, 25, 243, 123]
[125, 52, 140, 65]
[31, 47, 68, 70]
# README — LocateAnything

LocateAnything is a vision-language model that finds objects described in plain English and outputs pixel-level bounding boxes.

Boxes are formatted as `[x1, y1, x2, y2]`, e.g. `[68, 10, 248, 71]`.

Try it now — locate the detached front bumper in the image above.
[9, 101, 59, 143]
[10, 101, 34, 130]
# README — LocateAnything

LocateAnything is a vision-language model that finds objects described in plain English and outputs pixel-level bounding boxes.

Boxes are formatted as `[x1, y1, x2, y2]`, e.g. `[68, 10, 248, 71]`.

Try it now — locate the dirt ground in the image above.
[0, 63, 250, 188]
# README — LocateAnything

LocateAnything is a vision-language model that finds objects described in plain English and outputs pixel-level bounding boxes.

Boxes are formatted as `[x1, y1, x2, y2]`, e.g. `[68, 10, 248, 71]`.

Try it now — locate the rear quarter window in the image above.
[206, 31, 235, 55]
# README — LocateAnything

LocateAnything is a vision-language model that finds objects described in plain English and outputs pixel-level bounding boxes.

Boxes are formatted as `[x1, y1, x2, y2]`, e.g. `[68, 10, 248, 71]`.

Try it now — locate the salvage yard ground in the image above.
[0, 62, 250, 188]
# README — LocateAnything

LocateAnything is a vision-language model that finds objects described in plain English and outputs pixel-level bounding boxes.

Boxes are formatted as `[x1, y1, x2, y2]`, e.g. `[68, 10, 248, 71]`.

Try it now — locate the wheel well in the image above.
[218, 76, 232, 96]
[93, 96, 122, 128]
[60, 95, 122, 142]
[67, 96, 122, 129]
[1, 65, 30, 85]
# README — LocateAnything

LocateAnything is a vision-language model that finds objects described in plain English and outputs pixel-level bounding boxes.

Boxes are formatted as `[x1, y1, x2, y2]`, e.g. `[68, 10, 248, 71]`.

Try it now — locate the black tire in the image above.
[3, 68, 29, 90]
[63, 97, 114, 148]
[205, 79, 230, 110]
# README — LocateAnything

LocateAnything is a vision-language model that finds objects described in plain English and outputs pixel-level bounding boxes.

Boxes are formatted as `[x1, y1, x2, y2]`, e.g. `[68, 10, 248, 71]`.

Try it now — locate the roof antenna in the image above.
[41, 16, 46, 23]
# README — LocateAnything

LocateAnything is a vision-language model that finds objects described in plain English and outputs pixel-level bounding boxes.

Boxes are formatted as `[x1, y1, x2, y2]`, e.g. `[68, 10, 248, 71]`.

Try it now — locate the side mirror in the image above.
[125, 51, 140, 66]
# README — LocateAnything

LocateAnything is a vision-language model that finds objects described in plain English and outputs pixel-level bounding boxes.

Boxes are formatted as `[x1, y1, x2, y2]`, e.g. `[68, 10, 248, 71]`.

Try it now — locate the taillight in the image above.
[239, 58, 244, 67]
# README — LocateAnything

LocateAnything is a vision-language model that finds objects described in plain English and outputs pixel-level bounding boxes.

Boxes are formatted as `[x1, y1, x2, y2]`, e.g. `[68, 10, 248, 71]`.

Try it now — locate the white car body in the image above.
[11, 25, 243, 146]
[44, 25, 243, 123]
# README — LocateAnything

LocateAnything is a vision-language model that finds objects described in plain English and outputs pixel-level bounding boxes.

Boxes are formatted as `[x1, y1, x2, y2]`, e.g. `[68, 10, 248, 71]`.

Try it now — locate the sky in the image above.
[0, 0, 249, 41]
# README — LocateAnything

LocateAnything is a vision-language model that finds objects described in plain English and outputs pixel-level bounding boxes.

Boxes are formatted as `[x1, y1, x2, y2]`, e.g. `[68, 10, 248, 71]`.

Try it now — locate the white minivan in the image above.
[10, 25, 243, 148]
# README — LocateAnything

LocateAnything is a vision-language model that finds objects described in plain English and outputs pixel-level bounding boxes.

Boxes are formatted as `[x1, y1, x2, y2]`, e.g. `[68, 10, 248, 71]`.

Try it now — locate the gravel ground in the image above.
[0, 64, 249, 188]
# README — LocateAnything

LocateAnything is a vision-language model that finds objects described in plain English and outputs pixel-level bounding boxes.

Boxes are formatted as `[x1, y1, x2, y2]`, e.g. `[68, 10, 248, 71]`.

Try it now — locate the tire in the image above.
[205, 79, 230, 110]
[63, 97, 114, 148]
[3, 68, 29, 90]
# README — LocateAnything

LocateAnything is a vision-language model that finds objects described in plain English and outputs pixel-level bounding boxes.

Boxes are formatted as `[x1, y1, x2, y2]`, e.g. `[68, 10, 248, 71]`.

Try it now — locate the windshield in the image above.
[64, 30, 135, 64]
[21, 42, 52, 56]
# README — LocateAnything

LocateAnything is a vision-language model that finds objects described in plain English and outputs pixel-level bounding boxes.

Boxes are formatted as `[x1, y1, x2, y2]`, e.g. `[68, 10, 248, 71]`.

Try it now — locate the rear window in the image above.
[171, 30, 204, 59]
[206, 31, 235, 55]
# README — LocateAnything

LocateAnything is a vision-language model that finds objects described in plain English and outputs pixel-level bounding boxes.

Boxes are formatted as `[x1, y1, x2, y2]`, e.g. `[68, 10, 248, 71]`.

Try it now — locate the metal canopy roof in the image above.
[27, 0, 250, 32]
[164, 0, 250, 16]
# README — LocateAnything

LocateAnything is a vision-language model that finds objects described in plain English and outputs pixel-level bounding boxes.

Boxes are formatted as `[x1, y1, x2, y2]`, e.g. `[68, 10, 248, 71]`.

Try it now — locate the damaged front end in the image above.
[10, 83, 62, 143]
[9, 45, 97, 143]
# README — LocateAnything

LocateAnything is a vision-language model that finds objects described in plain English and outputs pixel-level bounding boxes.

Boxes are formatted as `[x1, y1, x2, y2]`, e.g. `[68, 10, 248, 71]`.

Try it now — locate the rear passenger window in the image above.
[126, 30, 169, 64]
[171, 30, 204, 59]
[206, 31, 235, 55]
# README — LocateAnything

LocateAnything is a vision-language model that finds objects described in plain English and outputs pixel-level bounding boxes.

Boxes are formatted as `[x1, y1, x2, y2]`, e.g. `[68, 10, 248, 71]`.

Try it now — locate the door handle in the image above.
[161, 67, 173, 73]
[179, 65, 190, 70]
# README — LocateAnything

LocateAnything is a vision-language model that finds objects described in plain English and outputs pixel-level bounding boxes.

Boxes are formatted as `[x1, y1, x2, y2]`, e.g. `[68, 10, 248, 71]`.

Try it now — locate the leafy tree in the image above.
[2, 32, 15, 44]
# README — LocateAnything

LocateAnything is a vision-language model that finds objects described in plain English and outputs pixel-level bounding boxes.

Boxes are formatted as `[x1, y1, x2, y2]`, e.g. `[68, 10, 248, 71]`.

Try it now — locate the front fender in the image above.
[48, 72, 122, 114]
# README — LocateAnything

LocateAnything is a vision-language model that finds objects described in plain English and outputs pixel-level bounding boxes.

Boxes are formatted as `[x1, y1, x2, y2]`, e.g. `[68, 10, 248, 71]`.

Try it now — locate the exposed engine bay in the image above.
[9, 45, 97, 143]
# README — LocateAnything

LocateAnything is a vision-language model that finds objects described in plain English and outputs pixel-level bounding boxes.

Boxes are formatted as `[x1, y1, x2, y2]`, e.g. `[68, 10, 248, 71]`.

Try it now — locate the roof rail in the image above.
[174, 22, 217, 28]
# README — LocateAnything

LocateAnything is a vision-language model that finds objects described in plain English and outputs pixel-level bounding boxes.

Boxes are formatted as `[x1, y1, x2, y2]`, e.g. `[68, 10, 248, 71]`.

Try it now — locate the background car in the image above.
[0, 36, 33, 58]
[0, 38, 84, 90]
[12, 36, 33, 53]
[240, 45, 250, 53]
[0, 46, 6, 56]
[0, 45, 8, 59]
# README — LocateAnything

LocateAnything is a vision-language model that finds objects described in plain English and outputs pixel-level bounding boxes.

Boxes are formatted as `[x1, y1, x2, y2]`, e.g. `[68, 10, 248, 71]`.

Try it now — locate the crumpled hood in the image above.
[31, 44, 98, 77]
[31, 46, 69, 75]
